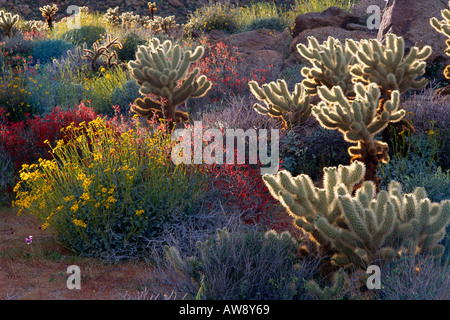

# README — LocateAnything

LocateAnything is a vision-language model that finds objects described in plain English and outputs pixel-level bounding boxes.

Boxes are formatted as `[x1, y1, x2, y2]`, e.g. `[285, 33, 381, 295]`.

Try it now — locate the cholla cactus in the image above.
[0, 10, 19, 38]
[128, 37, 212, 130]
[149, 16, 178, 34]
[313, 82, 405, 190]
[40, 4, 58, 30]
[249, 79, 311, 128]
[430, 1, 450, 79]
[103, 7, 120, 27]
[22, 20, 47, 33]
[263, 161, 450, 269]
[346, 34, 432, 98]
[82, 34, 123, 71]
[297, 36, 355, 96]
[305, 268, 351, 300]
[148, 2, 157, 20]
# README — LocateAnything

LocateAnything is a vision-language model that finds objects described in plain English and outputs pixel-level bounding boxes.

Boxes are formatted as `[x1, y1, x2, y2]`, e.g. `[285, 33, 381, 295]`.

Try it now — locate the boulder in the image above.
[288, 26, 377, 65]
[292, 6, 361, 38]
[377, 0, 450, 64]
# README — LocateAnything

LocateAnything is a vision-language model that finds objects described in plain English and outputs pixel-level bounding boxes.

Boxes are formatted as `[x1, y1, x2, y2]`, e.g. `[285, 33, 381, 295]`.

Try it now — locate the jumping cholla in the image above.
[0, 10, 19, 38]
[248, 79, 311, 128]
[297, 36, 355, 97]
[40, 4, 58, 30]
[346, 33, 432, 98]
[313, 82, 405, 191]
[430, 1, 450, 79]
[262, 161, 450, 269]
[128, 38, 212, 131]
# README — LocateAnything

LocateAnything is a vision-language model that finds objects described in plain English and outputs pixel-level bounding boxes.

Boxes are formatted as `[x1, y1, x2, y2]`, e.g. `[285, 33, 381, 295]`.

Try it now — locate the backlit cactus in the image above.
[262, 161, 450, 269]
[297, 36, 355, 96]
[249, 79, 311, 128]
[346, 34, 432, 97]
[128, 37, 211, 130]
[40, 4, 58, 30]
[0, 10, 19, 38]
[430, 1, 450, 79]
[313, 82, 405, 191]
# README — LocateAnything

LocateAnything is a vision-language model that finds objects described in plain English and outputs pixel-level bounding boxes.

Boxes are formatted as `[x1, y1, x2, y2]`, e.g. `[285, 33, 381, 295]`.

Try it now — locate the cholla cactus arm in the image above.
[313, 82, 405, 190]
[40, 4, 58, 30]
[346, 34, 432, 97]
[128, 38, 211, 129]
[82, 35, 123, 71]
[430, 1, 450, 78]
[263, 161, 450, 269]
[249, 79, 311, 128]
[305, 268, 350, 300]
[297, 36, 355, 97]
[0, 10, 19, 37]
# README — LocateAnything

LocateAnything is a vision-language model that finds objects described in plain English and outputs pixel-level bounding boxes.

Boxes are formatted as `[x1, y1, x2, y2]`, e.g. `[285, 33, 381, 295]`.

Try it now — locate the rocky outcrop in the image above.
[292, 6, 361, 38]
[377, 0, 450, 64]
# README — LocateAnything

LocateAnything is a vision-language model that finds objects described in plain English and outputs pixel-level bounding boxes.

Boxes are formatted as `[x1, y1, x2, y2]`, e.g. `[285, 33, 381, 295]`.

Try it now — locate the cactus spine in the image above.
[249, 79, 311, 128]
[263, 161, 450, 269]
[0, 10, 19, 38]
[128, 37, 212, 131]
[430, 1, 450, 79]
[40, 4, 58, 30]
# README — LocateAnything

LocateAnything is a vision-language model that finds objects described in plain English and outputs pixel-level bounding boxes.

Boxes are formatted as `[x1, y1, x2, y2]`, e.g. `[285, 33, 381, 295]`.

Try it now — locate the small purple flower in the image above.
[25, 235, 33, 245]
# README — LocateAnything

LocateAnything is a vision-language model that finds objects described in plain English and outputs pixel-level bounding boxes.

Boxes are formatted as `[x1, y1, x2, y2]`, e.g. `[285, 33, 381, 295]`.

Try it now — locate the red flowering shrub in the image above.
[0, 101, 98, 172]
[189, 38, 270, 102]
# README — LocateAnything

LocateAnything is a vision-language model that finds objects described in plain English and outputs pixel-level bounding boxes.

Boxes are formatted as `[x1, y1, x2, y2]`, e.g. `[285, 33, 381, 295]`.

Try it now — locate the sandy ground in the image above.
[0, 206, 156, 300]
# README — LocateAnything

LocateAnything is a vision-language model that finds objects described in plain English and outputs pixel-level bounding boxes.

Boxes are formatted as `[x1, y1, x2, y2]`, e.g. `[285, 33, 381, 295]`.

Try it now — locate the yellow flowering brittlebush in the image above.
[13, 117, 206, 260]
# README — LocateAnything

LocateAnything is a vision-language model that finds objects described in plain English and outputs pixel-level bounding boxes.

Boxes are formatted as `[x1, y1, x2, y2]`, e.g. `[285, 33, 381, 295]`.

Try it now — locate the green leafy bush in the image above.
[61, 25, 105, 47]
[117, 32, 146, 62]
[13, 117, 206, 261]
[31, 39, 75, 65]
[109, 79, 140, 115]
[184, 1, 238, 34]
[241, 16, 287, 32]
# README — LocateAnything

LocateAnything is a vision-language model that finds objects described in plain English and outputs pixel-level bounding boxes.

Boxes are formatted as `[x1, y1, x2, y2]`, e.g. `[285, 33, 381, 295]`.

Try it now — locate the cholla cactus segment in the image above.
[263, 161, 450, 268]
[430, 1, 450, 78]
[249, 79, 311, 128]
[305, 268, 351, 300]
[346, 34, 432, 96]
[297, 36, 355, 96]
[0, 10, 19, 37]
[22, 19, 47, 33]
[128, 37, 211, 128]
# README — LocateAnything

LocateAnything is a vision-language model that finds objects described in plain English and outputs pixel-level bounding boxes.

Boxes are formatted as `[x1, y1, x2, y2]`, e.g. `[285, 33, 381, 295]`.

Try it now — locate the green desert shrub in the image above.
[31, 39, 75, 65]
[109, 79, 140, 115]
[184, 1, 238, 34]
[117, 32, 146, 62]
[61, 25, 106, 47]
[13, 117, 207, 261]
[164, 227, 320, 300]
[241, 16, 287, 32]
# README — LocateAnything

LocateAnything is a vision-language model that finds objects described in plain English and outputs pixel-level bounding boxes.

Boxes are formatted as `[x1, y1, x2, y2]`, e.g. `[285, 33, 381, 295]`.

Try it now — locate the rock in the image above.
[377, 0, 450, 64]
[241, 49, 285, 75]
[224, 29, 292, 58]
[168, 0, 184, 8]
[292, 6, 361, 38]
[289, 26, 376, 65]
